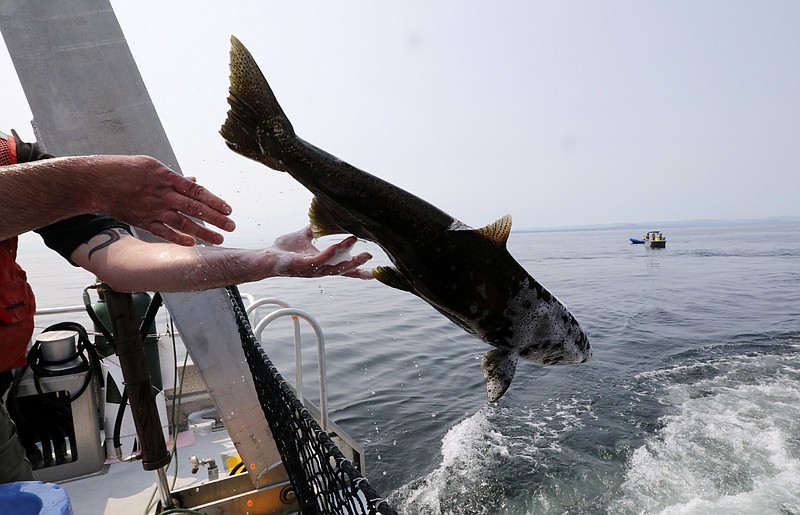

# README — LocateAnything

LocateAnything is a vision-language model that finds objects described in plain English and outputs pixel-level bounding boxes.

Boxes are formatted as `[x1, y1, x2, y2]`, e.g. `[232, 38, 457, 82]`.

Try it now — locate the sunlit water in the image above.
[19, 223, 800, 514]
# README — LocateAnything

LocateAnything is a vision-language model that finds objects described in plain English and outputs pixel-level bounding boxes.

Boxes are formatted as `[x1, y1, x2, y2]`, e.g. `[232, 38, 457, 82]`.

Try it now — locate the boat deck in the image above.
[62, 411, 240, 514]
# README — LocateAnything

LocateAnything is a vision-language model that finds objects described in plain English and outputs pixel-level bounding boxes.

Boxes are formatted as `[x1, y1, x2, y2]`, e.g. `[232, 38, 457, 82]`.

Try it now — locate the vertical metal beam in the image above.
[0, 0, 283, 487]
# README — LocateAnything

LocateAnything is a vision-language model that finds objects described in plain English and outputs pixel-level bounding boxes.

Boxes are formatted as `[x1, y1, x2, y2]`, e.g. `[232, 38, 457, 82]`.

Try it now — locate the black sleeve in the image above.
[12, 131, 132, 265]
[35, 216, 132, 265]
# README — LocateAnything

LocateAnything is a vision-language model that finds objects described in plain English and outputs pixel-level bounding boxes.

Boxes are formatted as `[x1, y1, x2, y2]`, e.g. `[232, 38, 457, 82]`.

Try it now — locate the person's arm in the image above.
[70, 226, 373, 292]
[0, 154, 234, 245]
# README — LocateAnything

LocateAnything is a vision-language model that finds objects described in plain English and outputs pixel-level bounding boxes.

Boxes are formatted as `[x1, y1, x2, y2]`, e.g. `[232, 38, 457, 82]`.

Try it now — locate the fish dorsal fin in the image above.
[475, 215, 512, 247]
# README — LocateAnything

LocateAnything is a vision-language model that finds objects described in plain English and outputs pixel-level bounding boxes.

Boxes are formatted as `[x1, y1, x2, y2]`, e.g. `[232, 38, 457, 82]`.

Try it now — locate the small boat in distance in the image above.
[630, 230, 666, 248]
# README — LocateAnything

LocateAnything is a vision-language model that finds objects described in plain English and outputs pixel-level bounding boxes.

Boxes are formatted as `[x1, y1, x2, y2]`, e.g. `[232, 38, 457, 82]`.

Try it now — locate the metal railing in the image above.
[248, 301, 330, 431]
[35, 294, 337, 439]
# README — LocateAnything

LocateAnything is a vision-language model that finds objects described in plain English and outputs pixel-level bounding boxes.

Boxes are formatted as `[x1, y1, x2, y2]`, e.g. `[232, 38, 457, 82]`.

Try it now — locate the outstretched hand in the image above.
[270, 226, 373, 279]
[101, 155, 236, 246]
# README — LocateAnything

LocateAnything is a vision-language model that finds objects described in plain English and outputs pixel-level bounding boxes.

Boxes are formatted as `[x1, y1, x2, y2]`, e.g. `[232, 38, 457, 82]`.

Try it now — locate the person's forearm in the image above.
[71, 229, 373, 293]
[2, 154, 235, 245]
[81, 240, 270, 293]
[0, 156, 103, 240]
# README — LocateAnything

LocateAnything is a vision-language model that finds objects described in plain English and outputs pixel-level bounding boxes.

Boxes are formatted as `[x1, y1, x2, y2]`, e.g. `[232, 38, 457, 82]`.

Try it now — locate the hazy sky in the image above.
[3, 1, 799, 247]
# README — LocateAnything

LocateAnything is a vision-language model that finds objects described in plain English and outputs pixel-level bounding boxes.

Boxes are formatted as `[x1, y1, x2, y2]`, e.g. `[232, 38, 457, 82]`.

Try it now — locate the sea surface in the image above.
[19, 222, 800, 514]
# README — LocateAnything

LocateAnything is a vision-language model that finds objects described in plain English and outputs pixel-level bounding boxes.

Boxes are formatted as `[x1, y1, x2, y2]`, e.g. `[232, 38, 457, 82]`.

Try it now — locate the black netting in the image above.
[226, 286, 399, 515]
[0, 135, 11, 165]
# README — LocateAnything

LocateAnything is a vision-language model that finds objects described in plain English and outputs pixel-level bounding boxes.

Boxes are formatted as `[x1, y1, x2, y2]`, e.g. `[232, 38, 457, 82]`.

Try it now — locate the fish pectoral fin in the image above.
[372, 266, 415, 293]
[481, 349, 519, 402]
[309, 196, 347, 238]
[474, 214, 513, 247]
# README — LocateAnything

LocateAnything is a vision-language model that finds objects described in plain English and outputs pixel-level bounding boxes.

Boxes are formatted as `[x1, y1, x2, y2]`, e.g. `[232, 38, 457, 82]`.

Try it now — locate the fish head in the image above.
[480, 275, 590, 402]
[510, 276, 591, 365]
[448, 224, 591, 369]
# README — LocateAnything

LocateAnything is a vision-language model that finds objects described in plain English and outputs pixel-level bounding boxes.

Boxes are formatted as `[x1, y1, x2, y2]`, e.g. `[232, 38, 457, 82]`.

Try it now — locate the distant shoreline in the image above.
[16, 215, 800, 255]
[516, 215, 800, 234]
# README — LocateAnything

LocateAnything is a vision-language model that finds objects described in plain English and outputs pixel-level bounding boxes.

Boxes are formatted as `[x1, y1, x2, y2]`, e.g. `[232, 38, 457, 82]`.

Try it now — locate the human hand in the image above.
[270, 226, 373, 279]
[96, 155, 235, 246]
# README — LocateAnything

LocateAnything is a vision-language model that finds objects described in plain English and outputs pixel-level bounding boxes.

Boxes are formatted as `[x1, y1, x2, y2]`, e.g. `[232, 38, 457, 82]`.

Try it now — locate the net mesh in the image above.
[227, 286, 399, 515]
[0, 136, 11, 166]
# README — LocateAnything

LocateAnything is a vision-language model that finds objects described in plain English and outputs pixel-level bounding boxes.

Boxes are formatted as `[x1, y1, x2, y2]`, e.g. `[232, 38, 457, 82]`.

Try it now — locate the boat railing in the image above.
[32, 292, 362, 469]
[245, 299, 366, 472]
[31, 296, 322, 414]
[34, 304, 89, 316]
[32, 296, 328, 423]
[246, 299, 328, 430]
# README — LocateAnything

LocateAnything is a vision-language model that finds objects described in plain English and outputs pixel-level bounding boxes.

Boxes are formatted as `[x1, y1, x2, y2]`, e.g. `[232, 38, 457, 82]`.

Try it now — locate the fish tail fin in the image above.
[220, 36, 294, 170]
[481, 349, 518, 402]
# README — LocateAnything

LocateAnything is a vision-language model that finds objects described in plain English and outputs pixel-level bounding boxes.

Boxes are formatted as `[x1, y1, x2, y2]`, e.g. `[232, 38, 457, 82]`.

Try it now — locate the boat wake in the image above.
[613, 349, 800, 514]
[389, 339, 800, 515]
[389, 398, 595, 514]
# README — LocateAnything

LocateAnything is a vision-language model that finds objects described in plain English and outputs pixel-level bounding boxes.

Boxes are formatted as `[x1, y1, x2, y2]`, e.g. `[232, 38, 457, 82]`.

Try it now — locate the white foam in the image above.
[392, 409, 509, 513]
[613, 367, 800, 514]
[392, 399, 594, 514]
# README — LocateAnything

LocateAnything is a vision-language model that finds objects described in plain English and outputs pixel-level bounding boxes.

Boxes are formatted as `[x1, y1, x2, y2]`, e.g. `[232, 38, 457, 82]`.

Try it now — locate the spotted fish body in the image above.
[220, 36, 591, 402]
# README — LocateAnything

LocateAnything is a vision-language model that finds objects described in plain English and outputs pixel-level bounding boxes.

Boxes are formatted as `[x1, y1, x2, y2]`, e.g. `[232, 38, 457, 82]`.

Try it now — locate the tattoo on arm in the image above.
[86, 229, 122, 260]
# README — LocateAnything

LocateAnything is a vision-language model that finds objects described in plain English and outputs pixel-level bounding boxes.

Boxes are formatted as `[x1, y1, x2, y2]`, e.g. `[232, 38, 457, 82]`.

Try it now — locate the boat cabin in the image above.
[643, 230, 666, 248]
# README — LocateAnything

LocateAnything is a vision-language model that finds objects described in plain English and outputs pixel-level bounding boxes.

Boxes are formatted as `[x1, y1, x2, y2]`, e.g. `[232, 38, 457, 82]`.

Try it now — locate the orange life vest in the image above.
[0, 131, 37, 372]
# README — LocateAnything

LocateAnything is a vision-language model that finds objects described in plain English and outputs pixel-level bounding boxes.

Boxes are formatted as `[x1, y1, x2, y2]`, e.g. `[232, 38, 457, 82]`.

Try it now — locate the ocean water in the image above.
[20, 223, 800, 514]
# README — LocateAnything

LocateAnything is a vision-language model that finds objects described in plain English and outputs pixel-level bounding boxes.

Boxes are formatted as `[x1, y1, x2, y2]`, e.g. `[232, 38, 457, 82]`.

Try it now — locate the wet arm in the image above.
[0, 155, 234, 244]
[70, 229, 372, 293]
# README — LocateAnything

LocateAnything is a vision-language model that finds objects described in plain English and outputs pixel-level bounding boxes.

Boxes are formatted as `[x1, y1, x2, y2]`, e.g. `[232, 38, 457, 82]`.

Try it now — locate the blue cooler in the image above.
[0, 481, 72, 515]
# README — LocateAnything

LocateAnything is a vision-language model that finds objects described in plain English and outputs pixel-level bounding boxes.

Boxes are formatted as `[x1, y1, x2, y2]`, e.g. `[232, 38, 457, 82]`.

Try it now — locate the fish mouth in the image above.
[518, 333, 591, 365]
